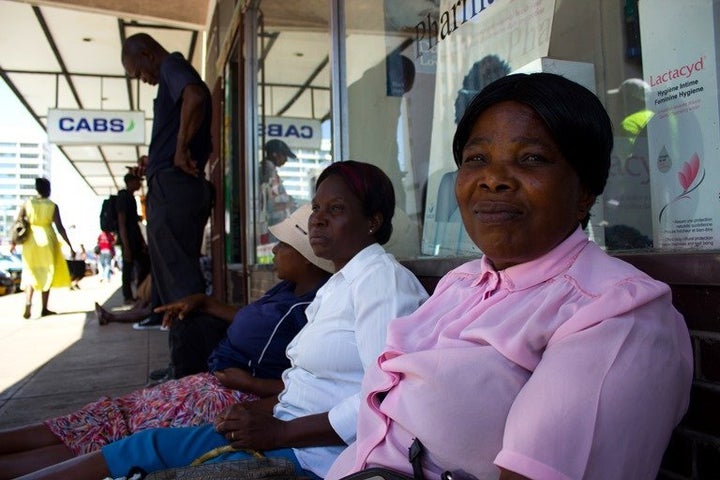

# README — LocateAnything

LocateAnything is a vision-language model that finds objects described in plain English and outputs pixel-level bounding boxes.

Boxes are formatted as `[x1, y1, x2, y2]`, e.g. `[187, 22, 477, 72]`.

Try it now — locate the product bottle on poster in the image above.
[648, 111, 706, 249]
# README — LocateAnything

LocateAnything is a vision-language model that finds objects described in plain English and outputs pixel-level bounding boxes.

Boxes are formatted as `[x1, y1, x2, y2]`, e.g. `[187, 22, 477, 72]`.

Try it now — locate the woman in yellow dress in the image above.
[11, 178, 75, 319]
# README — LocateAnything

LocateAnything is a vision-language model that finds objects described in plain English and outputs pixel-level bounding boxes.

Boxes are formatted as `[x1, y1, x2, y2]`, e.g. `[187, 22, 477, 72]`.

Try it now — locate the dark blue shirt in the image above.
[206, 279, 326, 379]
[147, 52, 212, 179]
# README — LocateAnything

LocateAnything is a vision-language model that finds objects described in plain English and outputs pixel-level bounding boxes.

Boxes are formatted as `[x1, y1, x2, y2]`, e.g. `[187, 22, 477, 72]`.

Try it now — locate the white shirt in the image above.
[274, 243, 428, 477]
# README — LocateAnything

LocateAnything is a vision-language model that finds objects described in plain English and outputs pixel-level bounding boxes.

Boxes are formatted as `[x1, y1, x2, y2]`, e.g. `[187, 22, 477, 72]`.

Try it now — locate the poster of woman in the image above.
[420, 0, 557, 256]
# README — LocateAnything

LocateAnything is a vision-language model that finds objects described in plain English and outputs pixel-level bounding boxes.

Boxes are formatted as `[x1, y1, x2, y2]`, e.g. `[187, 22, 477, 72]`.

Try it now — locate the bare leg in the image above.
[24, 286, 34, 305]
[41, 291, 56, 316]
[13, 450, 109, 480]
[96, 303, 152, 325]
[41, 290, 49, 311]
[0, 423, 62, 454]
[23, 286, 34, 318]
[0, 444, 74, 480]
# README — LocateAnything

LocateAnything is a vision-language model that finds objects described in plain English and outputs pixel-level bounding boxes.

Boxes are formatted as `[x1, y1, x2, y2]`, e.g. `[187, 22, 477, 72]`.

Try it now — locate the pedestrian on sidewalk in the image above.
[95, 230, 115, 283]
[10, 177, 75, 319]
[116, 170, 150, 304]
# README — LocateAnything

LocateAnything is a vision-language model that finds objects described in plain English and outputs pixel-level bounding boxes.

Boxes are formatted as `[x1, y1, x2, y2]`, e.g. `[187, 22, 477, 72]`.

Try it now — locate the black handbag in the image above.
[339, 468, 414, 480]
[339, 439, 453, 480]
[11, 216, 29, 244]
[67, 259, 86, 280]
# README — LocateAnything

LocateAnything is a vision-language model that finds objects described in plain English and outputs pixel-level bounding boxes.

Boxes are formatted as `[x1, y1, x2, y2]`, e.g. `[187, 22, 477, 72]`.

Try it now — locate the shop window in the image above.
[253, 0, 332, 263]
[341, 0, 720, 259]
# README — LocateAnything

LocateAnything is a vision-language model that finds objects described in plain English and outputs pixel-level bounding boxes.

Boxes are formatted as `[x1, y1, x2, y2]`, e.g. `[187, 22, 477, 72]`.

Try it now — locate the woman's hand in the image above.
[214, 368, 255, 390]
[214, 403, 284, 450]
[214, 368, 284, 398]
[154, 293, 206, 327]
[215, 404, 342, 450]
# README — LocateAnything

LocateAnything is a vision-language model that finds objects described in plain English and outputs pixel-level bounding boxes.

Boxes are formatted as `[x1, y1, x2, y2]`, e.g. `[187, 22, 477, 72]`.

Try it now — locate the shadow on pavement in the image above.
[0, 276, 170, 429]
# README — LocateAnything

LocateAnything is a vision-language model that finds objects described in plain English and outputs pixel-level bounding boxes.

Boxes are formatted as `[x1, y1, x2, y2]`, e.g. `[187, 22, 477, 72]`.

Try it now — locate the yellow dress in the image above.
[20, 197, 71, 290]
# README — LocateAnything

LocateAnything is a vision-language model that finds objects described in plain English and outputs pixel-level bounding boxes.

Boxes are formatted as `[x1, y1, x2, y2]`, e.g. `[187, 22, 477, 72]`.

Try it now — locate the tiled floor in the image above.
[0, 273, 170, 429]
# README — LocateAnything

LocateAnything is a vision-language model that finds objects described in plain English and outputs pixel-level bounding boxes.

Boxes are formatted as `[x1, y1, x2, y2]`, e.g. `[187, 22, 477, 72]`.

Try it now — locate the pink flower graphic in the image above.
[678, 153, 700, 190]
[659, 153, 705, 223]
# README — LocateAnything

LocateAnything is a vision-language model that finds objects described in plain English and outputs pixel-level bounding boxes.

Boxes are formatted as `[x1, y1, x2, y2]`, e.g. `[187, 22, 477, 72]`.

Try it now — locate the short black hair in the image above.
[452, 72, 613, 228]
[35, 177, 51, 197]
[316, 161, 395, 245]
[124, 173, 141, 185]
[121, 33, 163, 60]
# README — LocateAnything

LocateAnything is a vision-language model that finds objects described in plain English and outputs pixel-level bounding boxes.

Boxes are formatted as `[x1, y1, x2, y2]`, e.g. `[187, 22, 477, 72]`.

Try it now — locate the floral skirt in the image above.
[44, 372, 257, 455]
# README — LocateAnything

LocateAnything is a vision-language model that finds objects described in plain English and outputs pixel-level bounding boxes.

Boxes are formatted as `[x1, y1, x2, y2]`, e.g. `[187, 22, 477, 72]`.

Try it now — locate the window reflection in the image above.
[254, 1, 332, 262]
[255, 0, 720, 261]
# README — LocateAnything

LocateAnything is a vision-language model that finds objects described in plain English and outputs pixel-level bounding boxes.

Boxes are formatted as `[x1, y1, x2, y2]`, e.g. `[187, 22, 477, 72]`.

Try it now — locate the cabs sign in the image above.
[259, 117, 322, 150]
[47, 109, 145, 145]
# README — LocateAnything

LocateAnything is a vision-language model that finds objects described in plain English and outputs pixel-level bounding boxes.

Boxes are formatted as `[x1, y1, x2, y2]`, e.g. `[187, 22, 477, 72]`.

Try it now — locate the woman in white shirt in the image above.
[20, 161, 428, 480]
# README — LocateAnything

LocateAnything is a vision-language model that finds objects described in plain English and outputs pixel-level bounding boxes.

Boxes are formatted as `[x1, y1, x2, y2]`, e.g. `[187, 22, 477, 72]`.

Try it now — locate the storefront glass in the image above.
[253, 0, 332, 263]
[341, 0, 720, 259]
[224, 60, 243, 264]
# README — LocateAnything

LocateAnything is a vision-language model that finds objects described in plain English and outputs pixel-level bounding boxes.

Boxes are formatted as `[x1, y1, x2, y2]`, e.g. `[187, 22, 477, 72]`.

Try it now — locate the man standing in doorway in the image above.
[116, 170, 150, 304]
[121, 33, 226, 379]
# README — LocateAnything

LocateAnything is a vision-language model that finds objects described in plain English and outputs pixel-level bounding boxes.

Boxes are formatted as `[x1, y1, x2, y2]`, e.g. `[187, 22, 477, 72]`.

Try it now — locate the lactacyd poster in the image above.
[640, 0, 720, 249]
[420, 0, 556, 256]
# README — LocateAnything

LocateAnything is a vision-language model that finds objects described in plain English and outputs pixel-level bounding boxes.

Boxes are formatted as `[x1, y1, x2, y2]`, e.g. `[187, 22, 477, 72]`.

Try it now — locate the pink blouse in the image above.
[326, 228, 692, 480]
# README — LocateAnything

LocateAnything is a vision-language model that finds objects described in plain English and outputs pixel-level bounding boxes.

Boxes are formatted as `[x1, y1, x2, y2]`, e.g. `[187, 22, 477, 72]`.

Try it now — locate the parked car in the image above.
[0, 254, 22, 294]
[0, 271, 14, 295]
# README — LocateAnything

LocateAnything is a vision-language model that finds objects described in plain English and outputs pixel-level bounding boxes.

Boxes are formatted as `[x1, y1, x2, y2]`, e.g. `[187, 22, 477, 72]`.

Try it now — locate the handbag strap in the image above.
[191, 445, 264, 466]
[408, 438, 425, 480]
[408, 438, 456, 480]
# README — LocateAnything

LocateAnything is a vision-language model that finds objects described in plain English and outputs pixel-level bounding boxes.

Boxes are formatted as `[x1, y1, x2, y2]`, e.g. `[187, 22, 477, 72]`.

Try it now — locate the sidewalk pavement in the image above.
[0, 273, 170, 429]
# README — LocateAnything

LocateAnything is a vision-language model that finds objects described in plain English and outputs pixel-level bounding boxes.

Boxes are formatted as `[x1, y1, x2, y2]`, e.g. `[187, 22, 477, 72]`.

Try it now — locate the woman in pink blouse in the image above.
[327, 73, 693, 480]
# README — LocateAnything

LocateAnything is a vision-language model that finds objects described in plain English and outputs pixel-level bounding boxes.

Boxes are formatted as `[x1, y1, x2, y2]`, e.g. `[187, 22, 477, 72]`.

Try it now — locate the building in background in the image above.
[0, 139, 51, 239]
[0, 78, 102, 252]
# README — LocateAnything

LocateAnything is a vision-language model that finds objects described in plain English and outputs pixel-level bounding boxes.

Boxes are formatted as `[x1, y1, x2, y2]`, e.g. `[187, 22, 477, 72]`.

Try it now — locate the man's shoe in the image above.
[149, 366, 172, 380]
[132, 317, 163, 330]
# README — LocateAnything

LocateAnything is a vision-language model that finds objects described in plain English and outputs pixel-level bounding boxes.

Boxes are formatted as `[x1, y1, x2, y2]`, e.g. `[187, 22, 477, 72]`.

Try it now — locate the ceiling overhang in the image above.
[19, 0, 212, 29]
[0, 0, 214, 196]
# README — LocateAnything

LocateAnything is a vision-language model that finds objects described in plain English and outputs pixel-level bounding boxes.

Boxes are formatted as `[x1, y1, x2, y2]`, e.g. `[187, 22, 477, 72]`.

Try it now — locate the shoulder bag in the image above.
[11, 215, 29, 244]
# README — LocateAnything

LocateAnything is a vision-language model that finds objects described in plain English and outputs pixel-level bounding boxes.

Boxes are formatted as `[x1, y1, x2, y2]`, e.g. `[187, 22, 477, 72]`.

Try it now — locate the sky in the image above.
[0, 79, 102, 250]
